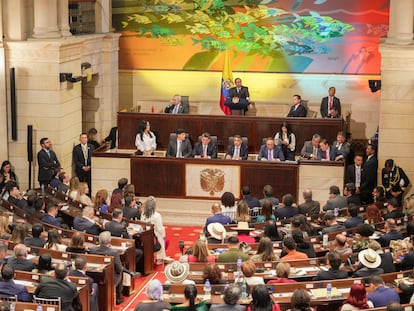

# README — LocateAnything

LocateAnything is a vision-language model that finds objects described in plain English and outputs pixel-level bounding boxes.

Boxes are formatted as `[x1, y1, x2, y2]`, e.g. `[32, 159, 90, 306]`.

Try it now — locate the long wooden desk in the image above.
[117, 112, 343, 153]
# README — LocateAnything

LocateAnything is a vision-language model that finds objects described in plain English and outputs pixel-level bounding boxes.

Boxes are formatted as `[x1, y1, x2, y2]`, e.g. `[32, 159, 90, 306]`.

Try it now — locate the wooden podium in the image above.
[224, 98, 249, 115]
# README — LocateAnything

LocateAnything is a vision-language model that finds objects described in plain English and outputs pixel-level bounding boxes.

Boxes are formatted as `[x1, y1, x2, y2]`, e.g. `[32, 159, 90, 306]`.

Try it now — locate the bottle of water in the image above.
[404, 213, 408, 225]
[36, 304, 43, 311]
[204, 278, 211, 301]
[224, 281, 229, 290]
[241, 280, 247, 300]
[326, 282, 332, 299]
[236, 257, 242, 281]
[334, 207, 338, 218]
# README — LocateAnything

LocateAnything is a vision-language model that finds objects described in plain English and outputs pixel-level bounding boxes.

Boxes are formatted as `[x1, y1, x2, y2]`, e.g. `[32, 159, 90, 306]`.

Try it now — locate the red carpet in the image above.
[117, 225, 202, 311]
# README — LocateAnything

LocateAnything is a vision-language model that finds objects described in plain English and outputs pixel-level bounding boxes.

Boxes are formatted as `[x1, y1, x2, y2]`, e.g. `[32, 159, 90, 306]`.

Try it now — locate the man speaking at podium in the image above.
[227, 78, 250, 115]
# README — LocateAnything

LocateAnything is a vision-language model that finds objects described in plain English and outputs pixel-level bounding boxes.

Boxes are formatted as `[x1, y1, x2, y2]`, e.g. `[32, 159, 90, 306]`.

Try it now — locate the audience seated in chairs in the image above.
[267, 262, 296, 284]
[134, 279, 171, 311]
[263, 220, 283, 241]
[259, 184, 279, 209]
[217, 236, 249, 263]
[221, 192, 236, 222]
[313, 250, 347, 281]
[256, 200, 275, 223]
[209, 284, 244, 311]
[7, 244, 36, 272]
[289, 288, 314, 311]
[206, 223, 226, 244]
[280, 237, 308, 261]
[171, 284, 208, 311]
[164, 261, 195, 285]
[202, 263, 223, 284]
[353, 248, 384, 278]
[241, 260, 264, 286]
[235, 201, 251, 224]
[251, 237, 279, 262]
[240, 186, 261, 209]
[275, 194, 298, 220]
[187, 240, 215, 263]
[23, 223, 45, 247]
[204, 203, 231, 233]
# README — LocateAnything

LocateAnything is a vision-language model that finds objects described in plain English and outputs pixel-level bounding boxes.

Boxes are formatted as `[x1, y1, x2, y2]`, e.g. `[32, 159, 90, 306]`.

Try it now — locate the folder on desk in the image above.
[310, 287, 342, 299]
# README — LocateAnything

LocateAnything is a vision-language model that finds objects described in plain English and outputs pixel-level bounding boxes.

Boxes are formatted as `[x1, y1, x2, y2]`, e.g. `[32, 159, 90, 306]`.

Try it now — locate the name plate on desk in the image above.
[185, 164, 240, 198]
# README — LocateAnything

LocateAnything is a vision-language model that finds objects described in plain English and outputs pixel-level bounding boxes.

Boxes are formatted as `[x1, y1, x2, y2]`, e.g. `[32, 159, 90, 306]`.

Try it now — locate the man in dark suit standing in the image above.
[73, 206, 101, 235]
[345, 155, 363, 194]
[89, 231, 124, 304]
[37, 137, 60, 187]
[69, 256, 99, 311]
[164, 94, 189, 114]
[193, 132, 217, 159]
[258, 138, 285, 161]
[360, 144, 378, 204]
[228, 78, 250, 114]
[287, 94, 307, 117]
[166, 128, 193, 158]
[320, 87, 341, 118]
[103, 126, 118, 149]
[225, 135, 248, 160]
[73, 133, 95, 195]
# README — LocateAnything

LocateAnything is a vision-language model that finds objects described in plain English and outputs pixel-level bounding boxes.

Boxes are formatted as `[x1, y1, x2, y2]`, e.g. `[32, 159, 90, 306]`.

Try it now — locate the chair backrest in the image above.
[170, 132, 189, 141]
[250, 206, 261, 217]
[181, 96, 189, 106]
[198, 135, 218, 146]
[33, 295, 61, 307]
[0, 294, 17, 302]
[228, 136, 248, 147]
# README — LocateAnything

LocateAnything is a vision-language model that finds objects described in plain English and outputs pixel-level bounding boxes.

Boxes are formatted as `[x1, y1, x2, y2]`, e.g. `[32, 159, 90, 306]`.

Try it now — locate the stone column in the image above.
[386, 0, 414, 44]
[58, 0, 72, 37]
[32, 0, 60, 38]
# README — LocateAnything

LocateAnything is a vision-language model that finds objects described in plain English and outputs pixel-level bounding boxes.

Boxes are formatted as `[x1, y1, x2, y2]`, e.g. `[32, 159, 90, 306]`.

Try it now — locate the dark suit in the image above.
[257, 145, 285, 161]
[228, 86, 250, 113]
[345, 164, 362, 185]
[275, 206, 299, 219]
[313, 268, 348, 280]
[298, 200, 320, 215]
[225, 143, 248, 160]
[69, 270, 99, 311]
[332, 141, 350, 160]
[73, 216, 100, 235]
[164, 103, 189, 114]
[343, 216, 364, 229]
[8, 196, 28, 210]
[104, 127, 118, 149]
[57, 182, 69, 194]
[34, 278, 78, 311]
[7, 257, 36, 272]
[378, 230, 403, 247]
[193, 141, 217, 158]
[383, 209, 404, 220]
[37, 149, 60, 186]
[0, 280, 31, 302]
[287, 104, 307, 117]
[320, 96, 341, 118]
[360, 154, 378, 204]
[317, 146, 339, 161]
[72, 143, 95, 192]
[89, 244, 123, 299]
[23, 236, 46, 248]
[123, 205, 141, 220]
[166, 138, 193, 158]
[41, 214, 62, 228]
[347, 194, 361, 206]
[300, 141, 319, 159]
[104, 220, 131, 239]
[322, 195, 348, 211]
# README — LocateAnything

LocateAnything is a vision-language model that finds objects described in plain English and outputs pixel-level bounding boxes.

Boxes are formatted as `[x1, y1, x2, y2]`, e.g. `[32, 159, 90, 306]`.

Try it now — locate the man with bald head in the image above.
[204, 203, 231, 233]
[298, 189, 320, 216]
[333, 234, 352, 256]
[7, 244, 36, 272]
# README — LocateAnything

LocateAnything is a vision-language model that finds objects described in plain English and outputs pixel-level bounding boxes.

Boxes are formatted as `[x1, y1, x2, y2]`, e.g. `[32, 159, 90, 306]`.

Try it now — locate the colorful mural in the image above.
[113, 0, 389, 73]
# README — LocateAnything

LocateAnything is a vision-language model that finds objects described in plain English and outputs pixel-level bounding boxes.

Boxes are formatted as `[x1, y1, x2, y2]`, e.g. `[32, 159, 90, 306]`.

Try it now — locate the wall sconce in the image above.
[59, 73, 82, 83]
[368, 80, 381, 92]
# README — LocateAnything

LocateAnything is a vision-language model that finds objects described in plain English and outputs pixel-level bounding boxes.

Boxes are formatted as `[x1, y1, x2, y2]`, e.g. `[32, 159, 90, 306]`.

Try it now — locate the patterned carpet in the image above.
[117, 225, 202, 311]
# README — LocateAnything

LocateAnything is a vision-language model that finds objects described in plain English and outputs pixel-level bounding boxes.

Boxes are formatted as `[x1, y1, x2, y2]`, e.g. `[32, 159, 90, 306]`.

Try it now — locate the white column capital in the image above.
[386, 0, 414, 45]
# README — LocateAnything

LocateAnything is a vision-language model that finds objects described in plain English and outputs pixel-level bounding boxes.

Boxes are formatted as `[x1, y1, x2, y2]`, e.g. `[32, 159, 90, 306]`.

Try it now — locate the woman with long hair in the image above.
[66, 232, 87, 254]
[0, 216, 11, 240]
[171, 284, 207, 311]
[0, 160, 17, 189]
[221, 192, 236, 221]
[291, 215, 314, 238]
[94, 189, 109, 213]
[33, 253, 54, 276]
[69, 176, 80, 201]
[141, 196, 173, 265]
[289, 288, 314, 311]
[236, 201, 250, 223]
[10, 223, 28, 243]
[44, 228, 67, 252]
[135, 120, 157, 156]
[274, 122, 296, 161]
[247, 284, 280, 311]
[134, 279, 171, 311]
[187, 240, 215, 263]
[78, 182, 94, 207]
[263, 220, 283, 241]
[340, 283, 373, 310]
[364, 204, 383, 224]
[251, 237, 278, 262]
[256, 200, 275, 223]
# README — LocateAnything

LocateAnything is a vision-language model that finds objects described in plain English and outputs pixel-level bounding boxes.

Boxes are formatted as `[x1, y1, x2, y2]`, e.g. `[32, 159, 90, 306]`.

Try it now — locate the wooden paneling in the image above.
[117, 112, 343, 153]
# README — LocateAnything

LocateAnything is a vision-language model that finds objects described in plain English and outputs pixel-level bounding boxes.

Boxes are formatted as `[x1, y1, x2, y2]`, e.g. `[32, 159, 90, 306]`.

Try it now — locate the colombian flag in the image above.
[220, 50, 233, 115]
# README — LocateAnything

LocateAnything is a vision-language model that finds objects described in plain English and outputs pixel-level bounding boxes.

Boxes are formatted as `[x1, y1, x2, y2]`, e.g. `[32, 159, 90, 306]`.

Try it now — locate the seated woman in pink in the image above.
[187, 240, 215, 262]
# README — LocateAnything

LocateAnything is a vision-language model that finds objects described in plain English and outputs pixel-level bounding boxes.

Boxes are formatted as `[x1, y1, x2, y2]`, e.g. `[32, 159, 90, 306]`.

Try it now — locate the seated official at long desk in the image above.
[228, 78, 250, 112]
[193, 133, 217, 159]
[164, 94, 189, 114]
